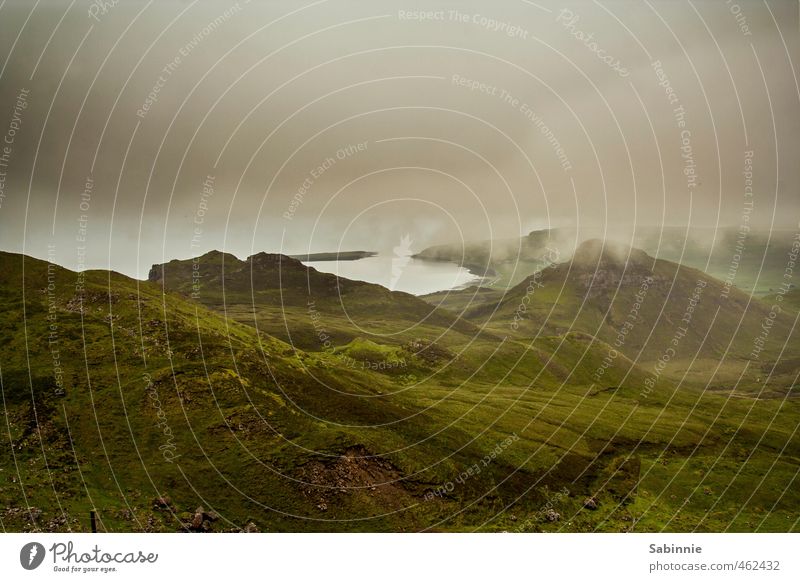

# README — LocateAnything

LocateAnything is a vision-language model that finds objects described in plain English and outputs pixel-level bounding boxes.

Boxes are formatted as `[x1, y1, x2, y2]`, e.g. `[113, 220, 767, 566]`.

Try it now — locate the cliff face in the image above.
[147, 264, 161, 283]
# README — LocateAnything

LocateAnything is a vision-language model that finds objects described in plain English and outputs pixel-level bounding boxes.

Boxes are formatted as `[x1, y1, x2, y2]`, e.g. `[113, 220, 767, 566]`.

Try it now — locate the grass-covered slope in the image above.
[148, 250, 479, 350]
[413, 226, 800, 295]
[0, 251, 450, 532]
[468, 240, 798, 368]
[1, 249, 799, 533]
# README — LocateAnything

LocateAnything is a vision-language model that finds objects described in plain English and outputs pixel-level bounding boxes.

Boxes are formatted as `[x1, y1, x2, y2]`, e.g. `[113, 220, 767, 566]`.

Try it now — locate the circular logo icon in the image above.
[20, 542, 46, 570]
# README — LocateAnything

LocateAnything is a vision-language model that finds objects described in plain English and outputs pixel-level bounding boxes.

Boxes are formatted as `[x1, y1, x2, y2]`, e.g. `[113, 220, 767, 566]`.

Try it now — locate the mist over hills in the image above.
[428, 238, 799, 396]
[414, 226, 800, 295]
[471, 239, 797, 362]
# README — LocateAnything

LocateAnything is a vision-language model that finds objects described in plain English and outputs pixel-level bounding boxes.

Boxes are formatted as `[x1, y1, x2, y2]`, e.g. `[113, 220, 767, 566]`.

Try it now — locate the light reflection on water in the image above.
[302, 255, 480, 296]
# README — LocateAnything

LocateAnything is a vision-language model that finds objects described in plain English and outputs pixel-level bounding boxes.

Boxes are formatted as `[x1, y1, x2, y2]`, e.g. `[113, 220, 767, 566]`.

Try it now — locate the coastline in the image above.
[290, 250, 377, 262]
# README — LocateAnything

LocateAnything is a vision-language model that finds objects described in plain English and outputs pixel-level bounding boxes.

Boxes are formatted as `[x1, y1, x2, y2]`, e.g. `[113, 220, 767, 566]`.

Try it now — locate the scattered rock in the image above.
[583, 496, 598, 510]
[191, 512, 203, 530]
[298, 445, 417, 513]
[243, 522, 260, 533]
[544, 509, 560, 522]
[151, 495, 173, 510]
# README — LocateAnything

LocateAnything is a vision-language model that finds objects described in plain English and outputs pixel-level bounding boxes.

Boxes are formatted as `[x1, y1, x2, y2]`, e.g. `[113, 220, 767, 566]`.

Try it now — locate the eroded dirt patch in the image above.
[297, 446, 422, 515]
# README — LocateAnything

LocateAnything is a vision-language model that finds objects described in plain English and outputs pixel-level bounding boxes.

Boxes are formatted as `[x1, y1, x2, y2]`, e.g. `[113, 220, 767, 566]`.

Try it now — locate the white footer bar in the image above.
[1, 533, 796, 581]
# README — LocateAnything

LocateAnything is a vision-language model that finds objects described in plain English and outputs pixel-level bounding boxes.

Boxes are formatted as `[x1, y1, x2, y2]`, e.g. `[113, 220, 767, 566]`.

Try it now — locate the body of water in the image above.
[303, 254, 480, 295]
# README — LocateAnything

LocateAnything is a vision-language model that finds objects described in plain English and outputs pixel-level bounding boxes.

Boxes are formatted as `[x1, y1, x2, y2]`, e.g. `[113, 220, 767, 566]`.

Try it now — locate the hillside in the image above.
[464, 240, 798, 390]
[0, 251, 443, 531]
[414, 226, 799, 295]
[0, 250, 658, 532]
[1, 249, 799, 533]
[148, 250, 480, 350]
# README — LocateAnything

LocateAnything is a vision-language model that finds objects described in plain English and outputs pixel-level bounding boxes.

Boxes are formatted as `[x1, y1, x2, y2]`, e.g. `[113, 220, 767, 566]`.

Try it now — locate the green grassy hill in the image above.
[472, 239, 796, 361]
[428, 240, 797, 393]
[413, 226, 799, 296]
[148, 250, 480, 350]
[2, 248, 799, 533]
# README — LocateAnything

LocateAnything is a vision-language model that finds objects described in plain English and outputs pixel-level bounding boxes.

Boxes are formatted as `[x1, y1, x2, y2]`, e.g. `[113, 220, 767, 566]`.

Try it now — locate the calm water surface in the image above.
[303, 254, 479, 295]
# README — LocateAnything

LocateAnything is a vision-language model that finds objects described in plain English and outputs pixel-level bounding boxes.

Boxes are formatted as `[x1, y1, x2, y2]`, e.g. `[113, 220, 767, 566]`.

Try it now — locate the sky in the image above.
[0, 0, 797, 278]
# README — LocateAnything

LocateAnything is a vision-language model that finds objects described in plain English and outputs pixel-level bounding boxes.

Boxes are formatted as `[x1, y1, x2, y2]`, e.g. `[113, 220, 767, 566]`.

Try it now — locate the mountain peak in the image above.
[571, 239, 652, 269]
[246, 251, 303, 268]
[201, 249, 239, 259]
[148, 250, 241, 282]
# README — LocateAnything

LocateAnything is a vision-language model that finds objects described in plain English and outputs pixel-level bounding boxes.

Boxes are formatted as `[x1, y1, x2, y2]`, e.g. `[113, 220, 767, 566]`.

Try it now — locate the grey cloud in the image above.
[0, 0, 797, 277]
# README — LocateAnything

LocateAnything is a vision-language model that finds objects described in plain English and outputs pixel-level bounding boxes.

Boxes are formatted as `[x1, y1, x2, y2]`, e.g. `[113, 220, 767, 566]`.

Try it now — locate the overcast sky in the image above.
[0, 0, 797, 277]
